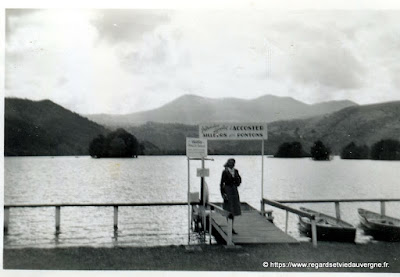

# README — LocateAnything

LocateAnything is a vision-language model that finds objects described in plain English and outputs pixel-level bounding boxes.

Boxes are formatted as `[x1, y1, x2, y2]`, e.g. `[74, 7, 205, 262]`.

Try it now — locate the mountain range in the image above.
[85, 94, 357, 127]
[4, 96, 400, 156]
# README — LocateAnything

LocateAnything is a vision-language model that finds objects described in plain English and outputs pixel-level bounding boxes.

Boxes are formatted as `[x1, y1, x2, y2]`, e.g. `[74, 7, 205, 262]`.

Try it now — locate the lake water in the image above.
[4, 156, 400, 248]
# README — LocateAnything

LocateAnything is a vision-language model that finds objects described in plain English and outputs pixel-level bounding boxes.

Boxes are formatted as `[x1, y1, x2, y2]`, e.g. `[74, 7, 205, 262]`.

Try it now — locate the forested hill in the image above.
[5, 98, 107, 156]
[268, 101, 400, 153]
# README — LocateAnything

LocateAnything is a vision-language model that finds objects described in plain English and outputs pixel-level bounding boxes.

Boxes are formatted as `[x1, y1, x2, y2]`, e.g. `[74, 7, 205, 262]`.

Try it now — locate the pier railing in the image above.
[262, 198, 318, 246]
[275, 198, 400, 220]
[3, 202, 200, 234]
[262, 198, 400, 247]
[207, 203, 233, 245]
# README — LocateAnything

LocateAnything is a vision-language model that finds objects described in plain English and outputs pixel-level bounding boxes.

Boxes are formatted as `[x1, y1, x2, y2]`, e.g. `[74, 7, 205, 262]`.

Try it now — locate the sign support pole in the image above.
[187, 157, 190, 244]
[200, 158, 205, 204]
[201, 157, 206, 235]
[261, 139, 265, 214]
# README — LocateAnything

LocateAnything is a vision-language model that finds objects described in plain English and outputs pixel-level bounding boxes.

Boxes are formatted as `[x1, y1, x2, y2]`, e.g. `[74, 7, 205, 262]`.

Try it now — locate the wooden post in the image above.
[335, 202, 341, 220]
[261, 139, 264, 210]
[4, 207, 10, 234]
[201, 158, 206, 234]
[285, 210, 289, 233]
[55, 206, 61, 232]
[311, 217, 317, 247]
[114, 206, 118, 230]
[187, 158, 191, 244]
[260, 199, 265, 215]
[227, 217, 233, 246]
[209, 210, 212, 245]
[380, 201, 386, 216]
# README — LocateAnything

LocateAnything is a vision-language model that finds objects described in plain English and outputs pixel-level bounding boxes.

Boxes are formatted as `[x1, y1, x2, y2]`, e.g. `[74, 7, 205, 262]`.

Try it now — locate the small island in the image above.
[89, 128, 143, 158]
[310, 140, 331, 161]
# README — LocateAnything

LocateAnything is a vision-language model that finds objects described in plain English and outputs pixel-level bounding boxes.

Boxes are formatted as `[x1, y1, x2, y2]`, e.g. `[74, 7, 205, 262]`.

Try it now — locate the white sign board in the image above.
[196, 168, 210, 177]
[199, 123, 268, 140]
[186, 138, 208, 158]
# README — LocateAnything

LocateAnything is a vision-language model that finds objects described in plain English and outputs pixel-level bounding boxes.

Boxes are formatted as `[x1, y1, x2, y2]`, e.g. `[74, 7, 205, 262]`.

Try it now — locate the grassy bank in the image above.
[3, 242, 400, 272]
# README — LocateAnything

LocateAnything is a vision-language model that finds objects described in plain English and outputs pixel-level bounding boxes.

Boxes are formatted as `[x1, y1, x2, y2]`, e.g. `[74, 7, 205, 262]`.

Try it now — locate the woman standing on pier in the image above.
[220, 158, 242, 234]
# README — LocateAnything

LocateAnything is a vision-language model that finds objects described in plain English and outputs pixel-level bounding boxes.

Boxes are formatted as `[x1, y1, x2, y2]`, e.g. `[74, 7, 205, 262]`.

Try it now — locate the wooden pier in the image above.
[208, 203, 298, 245]
[192, 202, 299, 245]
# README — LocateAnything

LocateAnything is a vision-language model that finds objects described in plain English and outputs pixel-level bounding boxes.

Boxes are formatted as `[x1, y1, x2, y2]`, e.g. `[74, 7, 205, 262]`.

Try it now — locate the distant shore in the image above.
[3, 242, 400, 272]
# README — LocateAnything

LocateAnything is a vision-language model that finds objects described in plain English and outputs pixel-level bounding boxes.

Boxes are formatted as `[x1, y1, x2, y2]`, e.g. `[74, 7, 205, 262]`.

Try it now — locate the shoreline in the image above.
[3, 241, 400, 272]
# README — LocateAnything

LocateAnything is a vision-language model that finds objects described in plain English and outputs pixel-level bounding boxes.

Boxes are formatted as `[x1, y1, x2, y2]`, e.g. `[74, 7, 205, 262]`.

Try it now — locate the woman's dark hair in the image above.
[224, 158, 235, 167]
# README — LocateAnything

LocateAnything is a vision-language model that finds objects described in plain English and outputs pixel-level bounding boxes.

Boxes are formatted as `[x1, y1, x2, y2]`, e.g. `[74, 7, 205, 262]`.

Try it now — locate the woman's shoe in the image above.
[232, 229, 238, 234]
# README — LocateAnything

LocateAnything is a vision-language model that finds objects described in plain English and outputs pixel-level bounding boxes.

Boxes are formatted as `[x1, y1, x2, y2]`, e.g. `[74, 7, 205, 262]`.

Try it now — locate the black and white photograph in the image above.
[2, 1, 400, 275]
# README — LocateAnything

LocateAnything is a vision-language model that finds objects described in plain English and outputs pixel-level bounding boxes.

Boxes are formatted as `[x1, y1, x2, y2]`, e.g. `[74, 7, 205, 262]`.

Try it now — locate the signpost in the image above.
[196, 168, 210, 177]
[186, 138, 208, 243]
[199, 122, 268, 213]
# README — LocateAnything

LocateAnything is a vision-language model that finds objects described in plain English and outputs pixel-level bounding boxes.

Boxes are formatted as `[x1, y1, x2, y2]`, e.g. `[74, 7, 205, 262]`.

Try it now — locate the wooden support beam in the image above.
[285, 210, 289, 233]
[227, 218, 233, 246]
[209, 211, 212, 245]
[4, 207, 10, 234]
[114, 206, 118, 230]
[311, 218, 317, 248]
[55, 206, 61, 232]
[335, 202, 341, 220]
[261, 199, 265, 215]
[380, 201, 386, 216]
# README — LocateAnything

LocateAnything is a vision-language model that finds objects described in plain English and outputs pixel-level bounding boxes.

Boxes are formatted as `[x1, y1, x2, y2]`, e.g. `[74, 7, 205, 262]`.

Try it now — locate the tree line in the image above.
[341, 139, 400, 160]
[274, 140, 332, 160]
[88, 127, 400, 161]
[274, 139, 400, 160]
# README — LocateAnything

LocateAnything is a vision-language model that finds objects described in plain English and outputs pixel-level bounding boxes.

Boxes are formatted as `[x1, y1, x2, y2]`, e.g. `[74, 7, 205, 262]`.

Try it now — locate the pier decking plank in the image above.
[210, 203, 298, 244]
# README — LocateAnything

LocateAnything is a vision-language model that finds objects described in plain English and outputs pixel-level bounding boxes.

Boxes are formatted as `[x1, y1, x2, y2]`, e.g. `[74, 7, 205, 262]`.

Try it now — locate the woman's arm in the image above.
[220, 170, 228, 200]
[236, 170, 242, 186]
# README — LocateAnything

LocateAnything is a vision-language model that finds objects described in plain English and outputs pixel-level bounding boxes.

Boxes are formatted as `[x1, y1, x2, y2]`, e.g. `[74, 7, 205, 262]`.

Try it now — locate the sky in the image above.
[5, 8, 400, 114]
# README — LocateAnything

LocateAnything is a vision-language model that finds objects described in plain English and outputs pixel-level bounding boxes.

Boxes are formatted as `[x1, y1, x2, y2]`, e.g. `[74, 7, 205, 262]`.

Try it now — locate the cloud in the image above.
[263, 15, 367, 91]
[5, 9, 400, 114]
[6, 9, 41, 39]
[289, 43, 365, 90]
[119, 34, 169, 73]
[90, 9, 172, 44]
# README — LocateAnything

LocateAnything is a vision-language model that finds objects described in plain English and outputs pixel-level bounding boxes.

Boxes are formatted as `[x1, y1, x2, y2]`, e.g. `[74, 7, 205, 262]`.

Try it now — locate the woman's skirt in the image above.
[223, 185, 241, 216]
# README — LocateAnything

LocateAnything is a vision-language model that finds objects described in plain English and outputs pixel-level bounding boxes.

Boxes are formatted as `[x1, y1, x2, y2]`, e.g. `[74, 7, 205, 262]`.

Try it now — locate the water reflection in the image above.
[54, 231, 61, 245]
[112, 229, 119, 243]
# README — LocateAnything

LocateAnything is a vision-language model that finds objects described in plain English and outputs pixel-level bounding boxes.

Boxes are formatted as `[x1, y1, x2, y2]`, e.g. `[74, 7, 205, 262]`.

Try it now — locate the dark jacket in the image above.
[220, 168, 242, 216]
[220, 168, 241, 195]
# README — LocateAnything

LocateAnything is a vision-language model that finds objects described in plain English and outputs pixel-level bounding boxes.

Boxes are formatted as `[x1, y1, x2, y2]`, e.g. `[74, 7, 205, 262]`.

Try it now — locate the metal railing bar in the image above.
[262, 199, 315, 219]
[4, 201, 201, 208]
[275, 198, 400, 204]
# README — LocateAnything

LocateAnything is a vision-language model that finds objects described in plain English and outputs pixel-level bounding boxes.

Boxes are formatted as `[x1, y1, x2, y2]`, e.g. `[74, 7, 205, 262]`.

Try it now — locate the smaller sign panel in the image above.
[186, 138, 208, 158]
[189, 192, 199, 202]
[196, 168, 210, 177]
